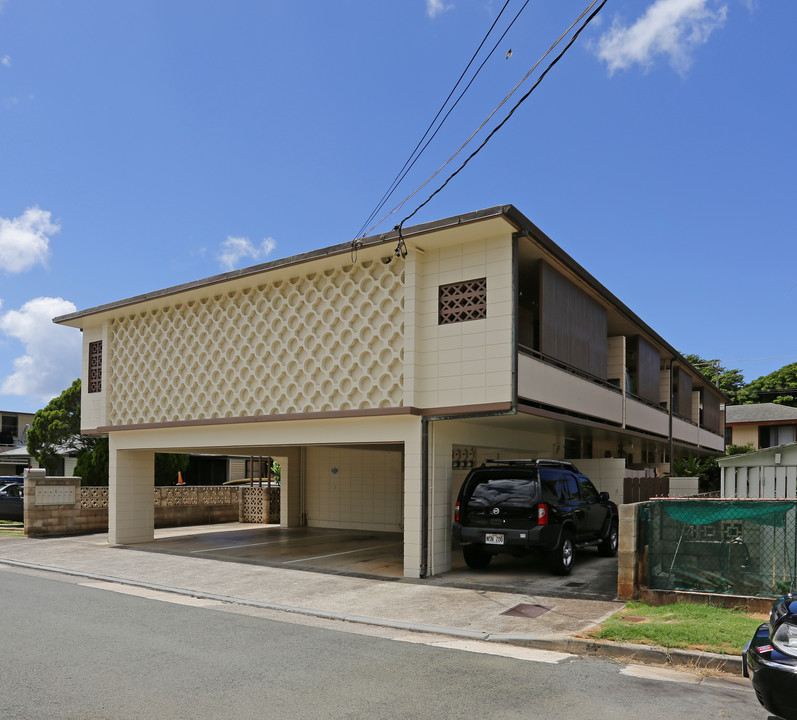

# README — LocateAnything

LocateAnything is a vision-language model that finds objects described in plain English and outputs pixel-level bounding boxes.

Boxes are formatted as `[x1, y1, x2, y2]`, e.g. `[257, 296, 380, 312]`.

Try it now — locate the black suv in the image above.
[452, 459, 618, 575]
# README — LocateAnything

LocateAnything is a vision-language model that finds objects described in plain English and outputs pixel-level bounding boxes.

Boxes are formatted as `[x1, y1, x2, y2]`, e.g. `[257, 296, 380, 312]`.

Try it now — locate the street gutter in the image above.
[0, 556, 744, 676]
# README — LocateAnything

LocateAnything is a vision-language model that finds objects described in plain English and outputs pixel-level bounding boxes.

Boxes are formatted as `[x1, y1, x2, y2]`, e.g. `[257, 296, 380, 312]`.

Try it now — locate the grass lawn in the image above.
[585, 601, 767, 655]
[0, 521, 24, 538]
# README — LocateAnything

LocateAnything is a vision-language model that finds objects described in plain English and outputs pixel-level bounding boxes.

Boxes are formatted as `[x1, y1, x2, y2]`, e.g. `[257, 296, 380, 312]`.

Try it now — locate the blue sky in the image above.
[1, 0, 794, 413]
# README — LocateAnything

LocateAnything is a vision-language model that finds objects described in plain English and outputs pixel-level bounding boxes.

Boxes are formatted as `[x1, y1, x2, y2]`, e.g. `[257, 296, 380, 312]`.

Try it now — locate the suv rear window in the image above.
[463, 469, 540, 507]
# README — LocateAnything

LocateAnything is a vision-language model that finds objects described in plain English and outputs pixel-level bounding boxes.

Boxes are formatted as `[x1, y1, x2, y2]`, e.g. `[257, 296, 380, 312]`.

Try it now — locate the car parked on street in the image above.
[0, 482, 24, 522]
[744, 594, 797, 720]
[452, 459, 618, 575]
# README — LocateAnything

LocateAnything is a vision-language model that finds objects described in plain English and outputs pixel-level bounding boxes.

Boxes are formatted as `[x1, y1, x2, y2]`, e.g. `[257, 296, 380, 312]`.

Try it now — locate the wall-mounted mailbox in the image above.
[35, 485, 76, 506]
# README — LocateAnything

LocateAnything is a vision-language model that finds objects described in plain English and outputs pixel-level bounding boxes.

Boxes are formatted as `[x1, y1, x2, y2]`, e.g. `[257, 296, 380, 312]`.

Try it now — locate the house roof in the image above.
[52, 204, 726, 402]
[725, 403, 797, 425]
[0, 446, 32, 457]
[719, 440, 797, 464]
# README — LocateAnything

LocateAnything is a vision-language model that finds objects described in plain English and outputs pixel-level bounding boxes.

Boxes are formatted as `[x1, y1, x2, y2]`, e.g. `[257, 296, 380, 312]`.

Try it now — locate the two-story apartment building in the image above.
[55, 205, 725, 578]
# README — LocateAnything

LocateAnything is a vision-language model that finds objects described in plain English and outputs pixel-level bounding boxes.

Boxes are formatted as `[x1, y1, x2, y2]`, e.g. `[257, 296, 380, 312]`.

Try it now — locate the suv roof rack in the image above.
[481, 458, 580, 472]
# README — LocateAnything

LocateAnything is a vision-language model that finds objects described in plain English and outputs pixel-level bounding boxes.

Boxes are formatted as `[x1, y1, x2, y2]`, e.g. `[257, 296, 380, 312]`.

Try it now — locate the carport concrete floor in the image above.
[135, 524, 619, 601]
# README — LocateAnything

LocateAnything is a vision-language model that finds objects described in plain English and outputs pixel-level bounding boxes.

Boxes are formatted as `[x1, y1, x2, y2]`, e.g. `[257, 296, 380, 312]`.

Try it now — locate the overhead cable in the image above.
[355, 0, 530, 241]
[357, 0, 512, 242]
[373, 0, 605, 240]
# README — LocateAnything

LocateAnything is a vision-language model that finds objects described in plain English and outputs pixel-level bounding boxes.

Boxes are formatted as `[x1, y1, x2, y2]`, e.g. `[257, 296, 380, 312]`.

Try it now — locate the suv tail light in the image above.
[537, 503, 549, 525]
[455, 501, 461, 523]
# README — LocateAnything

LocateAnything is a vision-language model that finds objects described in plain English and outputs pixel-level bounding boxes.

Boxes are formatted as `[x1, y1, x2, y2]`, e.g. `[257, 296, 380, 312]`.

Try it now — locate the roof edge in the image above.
[54, 205, 514, 326]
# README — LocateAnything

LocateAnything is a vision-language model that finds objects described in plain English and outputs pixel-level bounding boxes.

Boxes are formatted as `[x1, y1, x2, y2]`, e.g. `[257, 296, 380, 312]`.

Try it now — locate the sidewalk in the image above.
[0, 525, 744, 675]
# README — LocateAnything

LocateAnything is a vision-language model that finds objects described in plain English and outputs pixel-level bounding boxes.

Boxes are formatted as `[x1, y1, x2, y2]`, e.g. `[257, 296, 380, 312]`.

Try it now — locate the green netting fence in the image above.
[642, 499, 797, 598]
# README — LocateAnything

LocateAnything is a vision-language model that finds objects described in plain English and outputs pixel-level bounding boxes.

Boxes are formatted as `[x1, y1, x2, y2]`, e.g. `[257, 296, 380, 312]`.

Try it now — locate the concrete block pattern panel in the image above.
[107, 259, 405, 424]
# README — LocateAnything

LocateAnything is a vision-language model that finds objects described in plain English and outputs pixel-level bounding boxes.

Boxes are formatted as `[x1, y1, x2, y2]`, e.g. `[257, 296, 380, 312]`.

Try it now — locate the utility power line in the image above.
[390, 0, 607, 240]
[354, 0, 517, 241]
[355, 0, 532, 241]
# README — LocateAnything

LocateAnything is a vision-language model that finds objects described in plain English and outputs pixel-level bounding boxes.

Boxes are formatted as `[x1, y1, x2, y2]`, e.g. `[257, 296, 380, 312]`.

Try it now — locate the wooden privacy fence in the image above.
[623, 476, 669, 504]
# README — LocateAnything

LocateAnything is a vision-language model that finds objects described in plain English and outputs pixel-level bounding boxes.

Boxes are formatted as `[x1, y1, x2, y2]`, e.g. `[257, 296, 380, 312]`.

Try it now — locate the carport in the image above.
[103, 412, 422, 571]
[128, 523, 619, 600]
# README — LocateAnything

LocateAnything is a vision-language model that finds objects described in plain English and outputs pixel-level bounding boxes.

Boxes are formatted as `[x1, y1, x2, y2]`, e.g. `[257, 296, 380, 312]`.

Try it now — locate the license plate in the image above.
[485, 533, 504, 545]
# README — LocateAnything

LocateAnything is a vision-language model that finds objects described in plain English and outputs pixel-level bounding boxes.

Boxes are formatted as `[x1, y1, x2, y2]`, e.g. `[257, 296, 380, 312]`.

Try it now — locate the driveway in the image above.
[130, 524, 619, 600]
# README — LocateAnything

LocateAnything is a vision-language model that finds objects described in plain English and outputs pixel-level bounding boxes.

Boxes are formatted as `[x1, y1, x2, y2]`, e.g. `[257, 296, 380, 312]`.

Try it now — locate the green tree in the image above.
[27, 380, 85, 473]
[154, 453, 190, 486]
[741, 362, 797, 407]
[683, 353, 746, 404]
[74, 437, 109, 485]
[27, 379, 109, 483]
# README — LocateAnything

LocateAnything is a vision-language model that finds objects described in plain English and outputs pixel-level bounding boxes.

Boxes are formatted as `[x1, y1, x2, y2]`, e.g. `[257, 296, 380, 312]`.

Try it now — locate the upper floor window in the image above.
[438, 278, 487, 325]
[88, 340, 102, 393]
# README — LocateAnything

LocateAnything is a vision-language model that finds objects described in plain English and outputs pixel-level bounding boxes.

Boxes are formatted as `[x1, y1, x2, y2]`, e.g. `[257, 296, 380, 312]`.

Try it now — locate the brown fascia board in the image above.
[52, 205, 514, 328]
[52, 202, 724, 403]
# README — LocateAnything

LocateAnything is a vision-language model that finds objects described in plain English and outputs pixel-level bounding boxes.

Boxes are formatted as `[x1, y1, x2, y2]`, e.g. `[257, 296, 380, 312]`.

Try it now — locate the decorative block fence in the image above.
[23, 476, 279, 538]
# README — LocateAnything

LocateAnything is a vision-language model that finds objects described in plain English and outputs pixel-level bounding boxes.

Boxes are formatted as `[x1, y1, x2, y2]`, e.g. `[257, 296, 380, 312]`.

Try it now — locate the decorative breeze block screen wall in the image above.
[88, 340, 102, 393]
[108, 260, 405, 425]
[438, 278, 487, 325]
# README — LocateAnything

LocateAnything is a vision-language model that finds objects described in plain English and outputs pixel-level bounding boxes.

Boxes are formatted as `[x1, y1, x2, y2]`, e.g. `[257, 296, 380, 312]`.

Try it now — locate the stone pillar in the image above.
[403, 427, 424, 579]
[279, 448, 303, 527]
[23, 475, 82, 538]
[109, 443, 154, 545]
[617, 502, 641, 600]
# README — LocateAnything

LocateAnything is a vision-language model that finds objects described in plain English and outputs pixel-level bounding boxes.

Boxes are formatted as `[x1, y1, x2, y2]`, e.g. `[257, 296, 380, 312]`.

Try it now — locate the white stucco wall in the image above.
[304, 445, 403, 532]
[405, 232, 514, 410]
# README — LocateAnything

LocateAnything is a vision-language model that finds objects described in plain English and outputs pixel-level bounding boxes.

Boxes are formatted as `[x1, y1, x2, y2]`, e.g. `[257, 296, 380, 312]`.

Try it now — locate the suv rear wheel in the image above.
[598, 521, 619, 557]
[463, 543, 492, 570]
[547, 530, 574, 575]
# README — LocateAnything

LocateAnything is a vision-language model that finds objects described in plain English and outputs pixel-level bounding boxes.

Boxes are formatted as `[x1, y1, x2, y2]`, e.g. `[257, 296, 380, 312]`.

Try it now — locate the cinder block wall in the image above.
[24, 477, 84, 538]
[24, 479, 243, 538]
[617, 502, 642, 600]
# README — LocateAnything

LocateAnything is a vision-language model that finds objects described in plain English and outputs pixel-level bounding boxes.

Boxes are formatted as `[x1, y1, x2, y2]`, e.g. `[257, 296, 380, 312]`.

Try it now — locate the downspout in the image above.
[669, 360, 675, 471]
[418, 234, 521, 578]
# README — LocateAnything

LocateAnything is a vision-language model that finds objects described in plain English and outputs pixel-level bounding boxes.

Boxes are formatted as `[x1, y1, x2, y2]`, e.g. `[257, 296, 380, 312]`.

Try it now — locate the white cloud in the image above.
[595, 0, 728, 76]
[0, 296, 81, 403]
[0, 206, 60, 273]
[1, 55, 10, 68]
[217, 236, 277, 270]
[426, 0, 453, 19]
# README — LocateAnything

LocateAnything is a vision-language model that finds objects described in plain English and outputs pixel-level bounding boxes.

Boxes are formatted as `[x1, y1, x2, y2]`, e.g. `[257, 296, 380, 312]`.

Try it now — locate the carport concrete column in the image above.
[280, 448, 304, 527]
[109, 441, 155, 545]
[403, 428, 424, 579]
[427, 423, 454, 576]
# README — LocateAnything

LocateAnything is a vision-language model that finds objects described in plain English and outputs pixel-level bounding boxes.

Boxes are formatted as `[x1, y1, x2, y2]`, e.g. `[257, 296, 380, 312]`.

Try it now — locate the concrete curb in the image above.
[522, 636, 744, 675]
[0, 556, 744, 676]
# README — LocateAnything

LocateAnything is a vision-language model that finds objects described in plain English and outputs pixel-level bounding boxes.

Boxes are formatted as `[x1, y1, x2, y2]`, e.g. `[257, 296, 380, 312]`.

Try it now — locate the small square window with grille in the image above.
[438, 278, 487, 325]
[88, 340, 102, 393]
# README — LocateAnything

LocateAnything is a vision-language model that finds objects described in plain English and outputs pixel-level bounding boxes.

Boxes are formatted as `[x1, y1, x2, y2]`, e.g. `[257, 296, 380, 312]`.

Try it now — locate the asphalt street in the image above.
[1, 568, 760, 720]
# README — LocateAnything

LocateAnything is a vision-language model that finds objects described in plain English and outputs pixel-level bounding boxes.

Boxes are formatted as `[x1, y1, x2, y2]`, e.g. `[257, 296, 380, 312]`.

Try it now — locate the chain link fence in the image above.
[642, 499, 797, 597]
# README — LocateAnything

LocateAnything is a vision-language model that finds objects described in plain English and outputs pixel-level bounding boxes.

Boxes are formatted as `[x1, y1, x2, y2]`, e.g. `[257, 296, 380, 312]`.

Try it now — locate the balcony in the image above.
[517, 351, 622, 424]
[626, 396, 669, 436]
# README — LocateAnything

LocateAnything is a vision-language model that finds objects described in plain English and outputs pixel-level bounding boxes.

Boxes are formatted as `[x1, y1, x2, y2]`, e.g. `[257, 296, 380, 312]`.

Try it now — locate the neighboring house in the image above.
[0, 410, 34, 448]
[0, 445, 77, 478]
[725, 403, 797, 450]
[720, 442, 797, 499]
[0, 410, 36, 476]
[54, 205, 726, 578]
